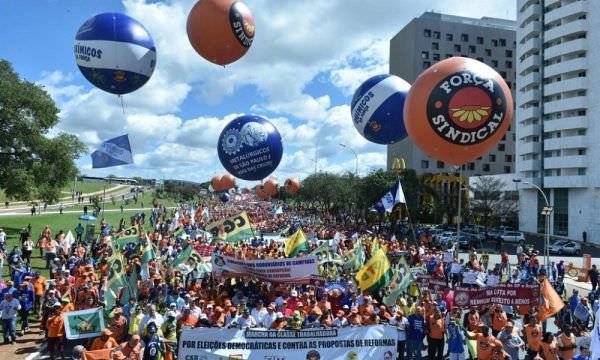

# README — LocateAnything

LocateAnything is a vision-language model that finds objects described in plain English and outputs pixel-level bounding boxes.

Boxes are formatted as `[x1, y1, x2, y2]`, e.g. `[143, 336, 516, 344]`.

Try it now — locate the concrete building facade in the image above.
[516, 0, 599, 241]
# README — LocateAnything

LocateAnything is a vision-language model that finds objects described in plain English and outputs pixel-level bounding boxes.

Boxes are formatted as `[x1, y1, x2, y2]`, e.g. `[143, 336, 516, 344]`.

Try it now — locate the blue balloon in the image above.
[217, 115, 283, 181]
[220, 193, 230, 203]
[350, 74, 410, 144]
[75, 13, 157, 95]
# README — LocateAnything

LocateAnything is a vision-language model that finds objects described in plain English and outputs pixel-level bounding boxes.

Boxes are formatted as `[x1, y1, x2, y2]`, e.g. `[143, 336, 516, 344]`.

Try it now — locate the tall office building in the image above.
[516, 0, 595, 240]
[388, 12, 516, 176]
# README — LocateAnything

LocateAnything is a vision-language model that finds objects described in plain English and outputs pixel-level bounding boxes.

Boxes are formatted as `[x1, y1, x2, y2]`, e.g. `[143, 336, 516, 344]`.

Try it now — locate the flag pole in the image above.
[102, 183, 106, 217]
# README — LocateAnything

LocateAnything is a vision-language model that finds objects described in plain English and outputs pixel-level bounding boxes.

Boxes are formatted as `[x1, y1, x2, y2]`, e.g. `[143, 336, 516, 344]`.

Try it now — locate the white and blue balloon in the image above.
[350, 74, 410, 144]
[74, 13, 156, 95]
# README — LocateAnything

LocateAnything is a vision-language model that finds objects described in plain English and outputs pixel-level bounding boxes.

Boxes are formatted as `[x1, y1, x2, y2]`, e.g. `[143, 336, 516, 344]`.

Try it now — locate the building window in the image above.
[492, 60, 498, 67]
[437, 161, 445, 169]
[492, 39, 498, 47]
[485, 49, 492, 56]
[421, 160, 429, 168]
[433, 31, 440, 39]
[553, 188, 568, 236]
[423, 61, 431, 69]
[433, 53, 440, 61]
[421, 51, 429, 59]
[469, 45, 476, 53]
[424, 29, 431, 37]
[489, 154, 496, 162]
[483, 164, 490, 172]
[505, 61, 513, 68]
[505, 155, 512, 162]
[461, 33, 469, 42]
[578, 168, 587, 175]
[498, 143, 505, 151]
[446, 33, 453, 41]
[578, 149, 586, 155]
[454, 44, 461, 52]
[505, 50, 513, 57]
[500, 71, 507, 78]
[477, 36, 484, 44]
[432, 42, 439, 50]
[468, 162, 475, 170]
[499, 38, 506, 46]
[504, 166, 511, 173]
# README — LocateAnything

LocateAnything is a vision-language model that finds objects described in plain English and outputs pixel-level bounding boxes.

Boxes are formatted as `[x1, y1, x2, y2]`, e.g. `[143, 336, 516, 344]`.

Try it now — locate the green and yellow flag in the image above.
[284, 228, 309, 258]
[139, 234, 155, 265]
[355, 248, 393, 294]
[342, 239, 365, 273]
[206, 212, 254, 244]
[105, 251, 130, 309]
[113, 226, 140, 250]
[172, 245, 203, 268]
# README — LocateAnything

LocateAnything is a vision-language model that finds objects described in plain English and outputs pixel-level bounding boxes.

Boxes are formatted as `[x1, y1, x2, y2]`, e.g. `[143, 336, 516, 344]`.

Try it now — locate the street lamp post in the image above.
[339, 143, 358, 176]
[515, 180, 552, 271]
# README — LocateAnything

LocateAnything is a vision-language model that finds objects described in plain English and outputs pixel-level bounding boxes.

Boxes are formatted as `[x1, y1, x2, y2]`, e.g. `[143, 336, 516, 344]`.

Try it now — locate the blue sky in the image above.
[0, 0, 515, 186]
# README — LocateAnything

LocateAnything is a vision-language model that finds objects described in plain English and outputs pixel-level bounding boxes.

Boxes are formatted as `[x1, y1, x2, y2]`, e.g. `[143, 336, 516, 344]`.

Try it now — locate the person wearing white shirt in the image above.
[389, 310, 409, 358]
[138, 305, 164, 336]
[0, 228, 6, 245]
[251, 302, 268, 327]
[332, 310, 348, 328]
[262, 305, 277, 328]
[229, 310, 257, 329]
[1, 292, 21, 344]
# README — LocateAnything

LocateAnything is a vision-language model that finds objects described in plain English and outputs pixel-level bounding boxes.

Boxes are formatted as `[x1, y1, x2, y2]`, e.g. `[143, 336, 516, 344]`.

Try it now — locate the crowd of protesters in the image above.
[0, 196, 597, 360]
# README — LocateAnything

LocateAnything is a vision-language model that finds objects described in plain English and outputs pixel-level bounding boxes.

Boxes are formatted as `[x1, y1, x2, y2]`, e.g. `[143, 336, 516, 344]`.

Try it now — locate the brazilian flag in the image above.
[355, 248, 393, 294]
[284, 228, 309, 258]
[342, 239, 365, 273]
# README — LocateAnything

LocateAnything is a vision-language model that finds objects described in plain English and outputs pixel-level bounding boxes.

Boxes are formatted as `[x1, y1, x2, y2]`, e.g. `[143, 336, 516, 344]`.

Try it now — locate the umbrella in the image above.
[79, 214, 97, 221]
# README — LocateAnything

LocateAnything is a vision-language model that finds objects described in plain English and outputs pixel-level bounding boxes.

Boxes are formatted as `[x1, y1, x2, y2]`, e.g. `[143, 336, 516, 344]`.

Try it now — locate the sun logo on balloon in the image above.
[450, 106, 490, 123]
[369, 121, 382, 132]
[243, 20, 255, 36]
[113, 71, 127, 83]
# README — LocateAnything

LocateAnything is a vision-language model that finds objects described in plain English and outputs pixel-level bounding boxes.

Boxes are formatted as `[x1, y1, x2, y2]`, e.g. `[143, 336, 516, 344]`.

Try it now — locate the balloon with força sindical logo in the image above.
[74, 13, 157, 95]
[217, 115, 283, 181]
[403, 57, 513, 166]
[350, 74, 410, 144]
[187, 0, 255, 66]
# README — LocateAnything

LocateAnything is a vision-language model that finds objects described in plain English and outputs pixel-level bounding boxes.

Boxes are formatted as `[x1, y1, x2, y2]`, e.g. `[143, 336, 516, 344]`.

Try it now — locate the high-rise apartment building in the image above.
[388, 12, 517, 176]
[516, 0, 595, 240]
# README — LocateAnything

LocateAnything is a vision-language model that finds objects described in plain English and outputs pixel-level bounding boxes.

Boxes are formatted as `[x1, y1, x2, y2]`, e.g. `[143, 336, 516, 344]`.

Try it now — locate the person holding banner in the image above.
[389, 310, 408, 358]
[426, 307, 446, 359]
[46, 302, 64, 360]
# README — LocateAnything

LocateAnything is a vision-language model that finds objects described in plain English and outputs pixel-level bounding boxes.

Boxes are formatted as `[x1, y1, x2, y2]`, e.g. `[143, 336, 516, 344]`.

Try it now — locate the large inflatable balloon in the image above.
[211, 175, 223, 191]
[284, 178, 300, 194]
[219, 174, 236, 190]
[187, 0, 255, 65]
[264, 179, 278, 196]
[74, 13, 156, 95]
[220, 192, 230, 203]
[217, 115, 283, 181]
[404, 57, 513, 165]
[255, 185, 269, 200]
[350, 74, 410, 144]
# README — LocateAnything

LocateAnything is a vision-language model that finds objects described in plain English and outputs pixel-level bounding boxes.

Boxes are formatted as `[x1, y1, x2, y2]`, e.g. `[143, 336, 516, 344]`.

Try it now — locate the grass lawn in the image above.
[0, 192, 180, 280]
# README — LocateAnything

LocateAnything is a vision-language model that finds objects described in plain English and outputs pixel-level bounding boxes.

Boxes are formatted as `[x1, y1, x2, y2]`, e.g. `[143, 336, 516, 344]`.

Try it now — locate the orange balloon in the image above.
[264, 179, 278, 196]
[186, 0, 255, 65]
[219, 173, 236, 190]
[211, 175, 223, 191]
[255, 185, 269, 200]
[284, 178, 300, 194]
[404, 57, 513, 166]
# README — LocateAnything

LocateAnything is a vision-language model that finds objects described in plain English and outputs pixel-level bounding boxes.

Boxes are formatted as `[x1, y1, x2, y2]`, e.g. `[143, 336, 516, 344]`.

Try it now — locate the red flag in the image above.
[537, 278, 565, 321]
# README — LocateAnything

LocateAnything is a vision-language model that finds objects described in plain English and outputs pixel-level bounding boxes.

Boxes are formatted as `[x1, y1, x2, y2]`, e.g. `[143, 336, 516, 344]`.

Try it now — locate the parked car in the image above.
[498, 231, 526, 244]
[458, 234, 480, 249]
[438, 231, 457, 248]
[549, 240, 581, 255]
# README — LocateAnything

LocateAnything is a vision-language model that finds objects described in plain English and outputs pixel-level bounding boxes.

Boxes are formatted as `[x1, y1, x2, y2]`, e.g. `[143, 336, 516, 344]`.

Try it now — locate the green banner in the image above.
[206, 212, 254, 244]
[63, 307, 105, 340]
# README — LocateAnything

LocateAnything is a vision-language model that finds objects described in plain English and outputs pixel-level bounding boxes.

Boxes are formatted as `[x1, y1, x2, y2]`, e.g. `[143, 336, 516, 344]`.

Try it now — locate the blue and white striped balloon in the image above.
[350, 74, 410, 144]
[74, 13, 156, 95]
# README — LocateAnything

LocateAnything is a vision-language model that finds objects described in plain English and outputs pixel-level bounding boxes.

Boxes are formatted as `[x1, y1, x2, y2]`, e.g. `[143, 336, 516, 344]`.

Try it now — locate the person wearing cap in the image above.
[270, 312, 287, 330]
[230, 308, 257, 329]
[1, 290, 21, 344]
[138, 304, 163, 336]
[110, 308, 128, 343]
[119, 334, 143, 360]
[287, 289, 300, 310]
[286, 310, 303, 330]
[141, 322, 164, 360]
[573, 344, 590, 360]
[406, 306, 425, 360]
[71, 344, 85, 360]
[496, 321, 523, 360]
[16, 280, 34, 334]
[90, 328, 119, 351]
[332, 309, 349, 328]
[573, 297, 593, 331]
[161, 311, 178, 359]
[46, 302, 64, 359]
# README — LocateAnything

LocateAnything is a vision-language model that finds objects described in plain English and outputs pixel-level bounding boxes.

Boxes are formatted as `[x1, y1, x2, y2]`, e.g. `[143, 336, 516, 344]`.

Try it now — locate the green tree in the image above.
[470, 176, 516, 229]
[0, 60, 87, 203]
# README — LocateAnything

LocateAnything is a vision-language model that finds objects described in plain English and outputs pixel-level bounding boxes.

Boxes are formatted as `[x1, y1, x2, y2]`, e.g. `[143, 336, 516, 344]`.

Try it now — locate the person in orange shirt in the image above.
[426, 307, 445, 359]
[32, 272, 47, 316]
[491, 304, 508, 337]
[540, 332, 560, 360]
[109, 308, 128, 343]
[523, 316, 543, 359]
[60, 297, 75, 313]
[46, 303, 65, 360]
[90, 328, 119, 351]
[120, 334, 143, 360]
[467, 325, 501, 360]
[557, 325, 577, 360]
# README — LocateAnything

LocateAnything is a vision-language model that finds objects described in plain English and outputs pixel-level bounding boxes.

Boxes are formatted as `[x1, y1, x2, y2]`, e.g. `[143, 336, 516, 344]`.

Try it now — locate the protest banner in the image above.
[453, 283, 540, 307]
[211, 255, 319, 284]
[206, 212, 254, 243]
[179, 326, 397, 360]
[64, 307, 105, 340]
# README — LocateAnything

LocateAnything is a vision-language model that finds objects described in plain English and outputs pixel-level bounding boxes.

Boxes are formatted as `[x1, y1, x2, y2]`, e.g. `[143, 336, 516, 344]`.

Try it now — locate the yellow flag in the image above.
[284, 228, 309, 257]
[355, 248, 392, 293]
